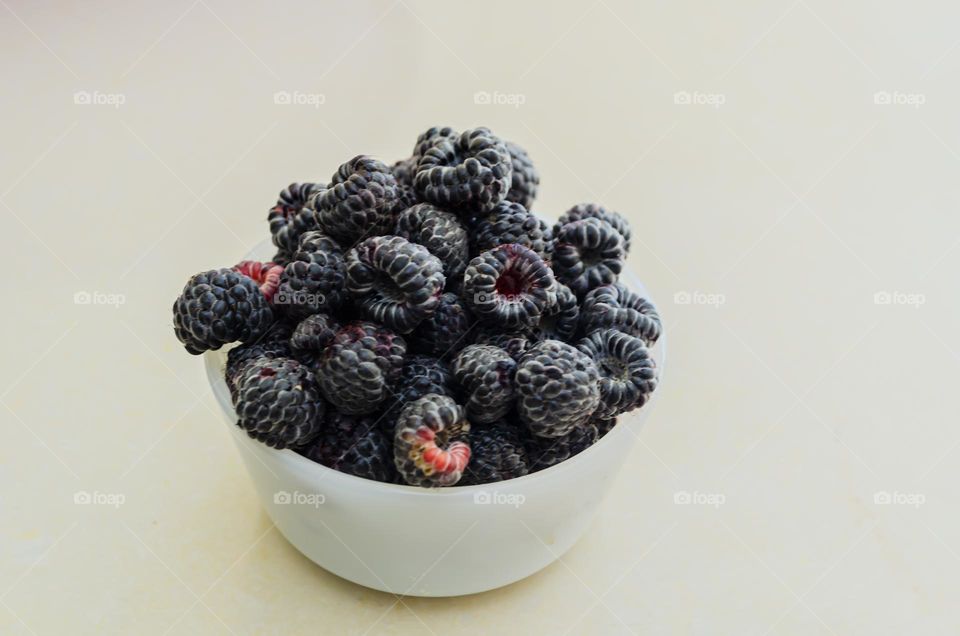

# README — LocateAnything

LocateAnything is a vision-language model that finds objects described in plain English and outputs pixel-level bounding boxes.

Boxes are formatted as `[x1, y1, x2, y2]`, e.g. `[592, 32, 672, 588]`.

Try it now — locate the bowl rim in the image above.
[204, 240, 666, 498]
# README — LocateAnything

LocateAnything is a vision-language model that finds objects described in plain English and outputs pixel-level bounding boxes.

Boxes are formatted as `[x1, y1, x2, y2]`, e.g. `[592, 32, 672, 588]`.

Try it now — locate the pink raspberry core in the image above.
[233, 260, 283, 303]
[411, 426, 471, 475]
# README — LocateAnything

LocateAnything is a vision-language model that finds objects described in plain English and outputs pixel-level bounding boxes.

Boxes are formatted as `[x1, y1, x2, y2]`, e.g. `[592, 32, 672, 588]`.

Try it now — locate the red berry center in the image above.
[496, 271, 525, 299]
[412, 426, 471, 475]
[233, 260, 282, 303]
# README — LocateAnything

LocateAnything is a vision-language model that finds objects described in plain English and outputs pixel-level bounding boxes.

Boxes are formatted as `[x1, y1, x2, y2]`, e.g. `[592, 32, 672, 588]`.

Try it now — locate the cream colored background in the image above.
[2, 0, 959, 634]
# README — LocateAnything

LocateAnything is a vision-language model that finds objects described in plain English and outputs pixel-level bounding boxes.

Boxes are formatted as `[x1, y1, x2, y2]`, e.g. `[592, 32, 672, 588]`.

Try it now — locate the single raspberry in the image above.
[552, 218, 626, 298]
[382, 355, 457, 431]
[523, 422, 598, 471]
[461, 420, 529, 485]
[289, 313, 339, 358]
[317, 321, 406, 415]
[580, 283, 662, 345]
[275, 231, 346, 319]
[268, 182, 325, 256]
[474, 329, 535, 361]
[463, 244, 557, 330]
[345, 235, 445, 333]
[301, 411, 397, 483]
[516, 340, 601, 438]
[172, 268, 275, 355]
[578, 329, 657, 418]
[408, 292, 475, 359]
[473, 201, 551, 261]
[395, 203, 469, 283]
[504, 141, 539, 210]
[595, 416, 618, 438]
[532, 281, 579, 342]
[452, 345, 517, 424]
[233, 357, 324, 449]
[394, 394, 471, 487]
[232, 261, 283, 304]
[224, 338, 293, 401]
[414, 127, 512, 213]
[316, 156, 399, 244]
[555, 203, 632, 253]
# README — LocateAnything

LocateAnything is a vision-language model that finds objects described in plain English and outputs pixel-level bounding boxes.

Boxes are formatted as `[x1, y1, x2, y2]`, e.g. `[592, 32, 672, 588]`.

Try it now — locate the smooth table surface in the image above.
[2, 1, 959, 634]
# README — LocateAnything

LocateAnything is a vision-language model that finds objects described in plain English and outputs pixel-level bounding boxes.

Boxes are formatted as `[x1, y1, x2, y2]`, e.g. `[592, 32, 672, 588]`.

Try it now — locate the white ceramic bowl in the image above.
[203, 241, 665, 597]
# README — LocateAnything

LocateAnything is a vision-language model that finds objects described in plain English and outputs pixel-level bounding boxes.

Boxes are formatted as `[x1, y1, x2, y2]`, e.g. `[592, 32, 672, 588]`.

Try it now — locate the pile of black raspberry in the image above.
[170, 124, 662, 488]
